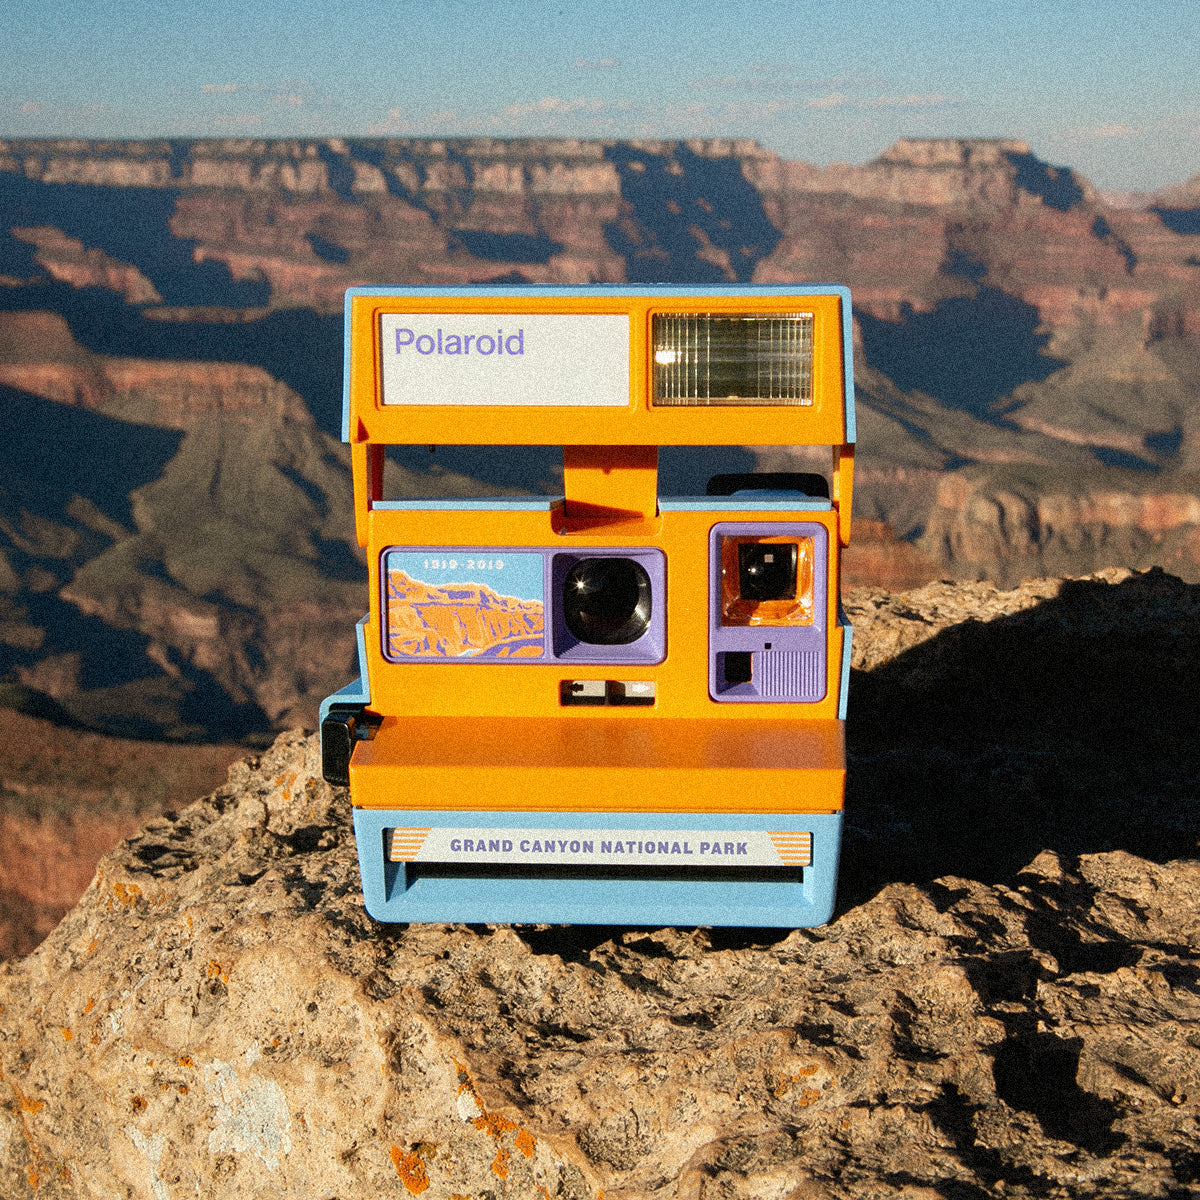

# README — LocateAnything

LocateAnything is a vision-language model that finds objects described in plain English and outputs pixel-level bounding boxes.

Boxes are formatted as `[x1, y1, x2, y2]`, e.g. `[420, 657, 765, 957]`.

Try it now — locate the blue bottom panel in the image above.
[353, 808, 842, 927]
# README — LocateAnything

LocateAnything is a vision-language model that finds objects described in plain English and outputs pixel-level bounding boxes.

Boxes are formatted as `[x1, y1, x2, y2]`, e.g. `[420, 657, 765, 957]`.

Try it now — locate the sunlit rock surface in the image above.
[2, 571, 1198, 1198]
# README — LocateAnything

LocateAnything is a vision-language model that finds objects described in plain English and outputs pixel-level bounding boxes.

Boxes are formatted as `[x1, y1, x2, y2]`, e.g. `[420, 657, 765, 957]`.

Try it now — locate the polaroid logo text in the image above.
[395, 328, 525, 357]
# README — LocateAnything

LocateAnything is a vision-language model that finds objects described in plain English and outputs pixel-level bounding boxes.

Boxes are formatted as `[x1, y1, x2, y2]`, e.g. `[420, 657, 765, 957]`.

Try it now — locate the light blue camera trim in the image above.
[841, 291, 856, 444]
[352, 807, 842, 927]
[373, 497, 560, 511]
[838, 621, 853, 721]
[319, 616, 371, 726]
[341, 284, 855, 443]
[660, 496, 831, 512]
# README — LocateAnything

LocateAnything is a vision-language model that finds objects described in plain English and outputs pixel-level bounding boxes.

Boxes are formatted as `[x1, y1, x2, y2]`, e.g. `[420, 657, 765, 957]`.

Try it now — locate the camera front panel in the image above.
[359, 503, 843, 726]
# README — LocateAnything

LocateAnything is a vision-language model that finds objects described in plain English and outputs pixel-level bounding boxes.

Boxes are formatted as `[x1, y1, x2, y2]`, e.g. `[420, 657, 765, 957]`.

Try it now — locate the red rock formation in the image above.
[386, 571, 544, 658]
[0, 310, 309, 425]
[842, 520, 942, 591]
[0, 706, 243, 959]
[10, 226, 162, 303]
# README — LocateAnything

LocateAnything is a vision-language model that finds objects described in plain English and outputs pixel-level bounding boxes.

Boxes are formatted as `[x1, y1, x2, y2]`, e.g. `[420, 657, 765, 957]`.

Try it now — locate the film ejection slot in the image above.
[561, 680, 657, 707]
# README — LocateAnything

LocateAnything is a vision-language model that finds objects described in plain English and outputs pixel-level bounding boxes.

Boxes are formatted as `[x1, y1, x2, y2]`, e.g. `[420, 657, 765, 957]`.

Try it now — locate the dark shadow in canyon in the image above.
[305, 232, 350, 264]
[1152, 207, 1200, 236]
[0, 384, 271, 741]
[452, 230, 564, 264]
[1091, 215, 1137, 273]
[0, 383, 182, 533]
[839, 569, 1200, 908]
[603, 143, 781, 283]
[857, 289, 1068, 423]
[1003, 151, 1084, 212]
[0, 172, 269, 307]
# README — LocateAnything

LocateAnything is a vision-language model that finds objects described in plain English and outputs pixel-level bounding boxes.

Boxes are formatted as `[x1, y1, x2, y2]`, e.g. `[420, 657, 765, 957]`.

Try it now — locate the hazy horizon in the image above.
[1, 0, 1196, 193]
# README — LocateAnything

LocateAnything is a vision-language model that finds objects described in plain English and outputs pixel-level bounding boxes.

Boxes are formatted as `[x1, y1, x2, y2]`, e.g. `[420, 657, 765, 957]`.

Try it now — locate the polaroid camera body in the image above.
[321, 285, 855, 927]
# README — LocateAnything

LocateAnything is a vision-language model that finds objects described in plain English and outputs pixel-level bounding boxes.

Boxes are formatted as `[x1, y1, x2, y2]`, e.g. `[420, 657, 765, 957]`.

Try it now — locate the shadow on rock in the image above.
[842, 568, 1200, 907]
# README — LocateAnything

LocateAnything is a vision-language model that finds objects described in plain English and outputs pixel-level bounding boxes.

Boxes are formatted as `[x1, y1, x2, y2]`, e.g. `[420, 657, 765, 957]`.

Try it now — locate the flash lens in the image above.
[652, 312, 813, 406]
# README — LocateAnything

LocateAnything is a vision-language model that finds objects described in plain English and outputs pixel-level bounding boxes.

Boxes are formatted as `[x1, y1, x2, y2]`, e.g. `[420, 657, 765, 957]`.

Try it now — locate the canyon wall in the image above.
[3, 135, 1200, 734]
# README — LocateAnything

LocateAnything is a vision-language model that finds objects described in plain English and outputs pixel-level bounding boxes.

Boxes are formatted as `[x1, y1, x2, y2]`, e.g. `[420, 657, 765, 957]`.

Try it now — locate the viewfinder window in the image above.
[720, 536, 814, 627]
[652, 312, 813, 406]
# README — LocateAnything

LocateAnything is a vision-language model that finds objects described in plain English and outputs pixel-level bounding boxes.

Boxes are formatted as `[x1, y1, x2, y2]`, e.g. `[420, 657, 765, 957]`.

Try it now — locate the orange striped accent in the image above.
[386, 828, 432, 863]
[768, 831, 812, 866]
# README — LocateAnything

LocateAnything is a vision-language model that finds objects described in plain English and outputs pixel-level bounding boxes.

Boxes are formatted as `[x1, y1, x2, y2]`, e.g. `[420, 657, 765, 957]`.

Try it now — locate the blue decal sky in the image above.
[386, 552, 544, 604]
[1, 0, 1195, 191]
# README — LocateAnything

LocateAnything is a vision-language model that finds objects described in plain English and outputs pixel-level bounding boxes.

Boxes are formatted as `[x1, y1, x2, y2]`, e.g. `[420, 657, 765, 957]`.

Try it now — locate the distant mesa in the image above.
[875, 137, 1032, 169]
[386, 570, 544, 659]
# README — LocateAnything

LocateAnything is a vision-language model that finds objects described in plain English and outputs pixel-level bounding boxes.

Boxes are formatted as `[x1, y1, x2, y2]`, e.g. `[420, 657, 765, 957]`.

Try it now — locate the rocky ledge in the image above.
[1, 571, 1198, 1199]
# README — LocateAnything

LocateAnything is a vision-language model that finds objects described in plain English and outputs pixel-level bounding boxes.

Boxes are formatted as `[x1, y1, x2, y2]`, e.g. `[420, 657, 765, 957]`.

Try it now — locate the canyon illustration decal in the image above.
[384, 550, 545, 660]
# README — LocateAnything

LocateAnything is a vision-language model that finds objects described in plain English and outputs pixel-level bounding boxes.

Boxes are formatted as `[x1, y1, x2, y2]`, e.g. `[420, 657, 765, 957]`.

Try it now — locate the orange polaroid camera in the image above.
[321, 285, 855, 926]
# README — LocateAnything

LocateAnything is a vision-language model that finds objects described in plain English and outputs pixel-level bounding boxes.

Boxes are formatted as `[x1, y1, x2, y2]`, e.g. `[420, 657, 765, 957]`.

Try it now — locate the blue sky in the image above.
[2, 0, 1196, 191]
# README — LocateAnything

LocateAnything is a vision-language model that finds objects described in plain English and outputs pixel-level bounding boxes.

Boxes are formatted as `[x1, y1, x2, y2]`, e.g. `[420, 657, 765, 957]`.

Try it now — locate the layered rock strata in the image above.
[5, 136, 1200, 737]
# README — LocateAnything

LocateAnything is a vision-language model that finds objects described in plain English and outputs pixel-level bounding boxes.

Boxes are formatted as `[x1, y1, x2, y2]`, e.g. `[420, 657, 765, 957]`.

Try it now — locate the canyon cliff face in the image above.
[2, 571, 1198, 1198]
[3, 135, 1200, 733]
[386, 572, 545, 658]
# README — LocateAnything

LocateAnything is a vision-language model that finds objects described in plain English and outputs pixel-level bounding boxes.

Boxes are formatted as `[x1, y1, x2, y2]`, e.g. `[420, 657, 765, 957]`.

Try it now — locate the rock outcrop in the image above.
[2, 571, 1198, 1198]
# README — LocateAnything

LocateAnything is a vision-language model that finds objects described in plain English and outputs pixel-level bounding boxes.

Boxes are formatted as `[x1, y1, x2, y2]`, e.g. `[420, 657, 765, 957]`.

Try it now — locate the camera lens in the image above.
[562, 557, 652, 645]
[738, 542, 798, 601]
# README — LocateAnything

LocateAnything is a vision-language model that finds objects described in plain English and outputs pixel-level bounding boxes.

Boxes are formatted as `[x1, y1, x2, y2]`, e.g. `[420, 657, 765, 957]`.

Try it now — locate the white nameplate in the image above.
[380, 313, 629, 406]
[387, 827, 812, 868]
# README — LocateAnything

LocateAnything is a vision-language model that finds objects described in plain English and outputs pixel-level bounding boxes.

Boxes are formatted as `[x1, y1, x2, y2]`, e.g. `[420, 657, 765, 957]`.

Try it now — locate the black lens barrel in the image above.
[562, 557, 652, 645]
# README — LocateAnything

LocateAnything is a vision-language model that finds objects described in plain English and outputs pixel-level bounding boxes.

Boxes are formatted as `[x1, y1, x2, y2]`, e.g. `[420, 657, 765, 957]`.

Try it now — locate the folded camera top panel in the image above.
[343, 285, 855, 449]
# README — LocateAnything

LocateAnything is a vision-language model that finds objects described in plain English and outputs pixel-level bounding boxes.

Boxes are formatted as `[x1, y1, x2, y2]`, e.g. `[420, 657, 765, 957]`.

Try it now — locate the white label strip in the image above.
[380, 313, 629, 407]
[386, 827, 811, 868]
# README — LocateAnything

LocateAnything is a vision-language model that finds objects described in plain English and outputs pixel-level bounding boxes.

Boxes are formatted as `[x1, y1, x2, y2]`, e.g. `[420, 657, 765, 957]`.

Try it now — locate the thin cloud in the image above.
[202, 83, 241, 95]
[214, 112, 263, 127]
[861, 92, 952, 108]
[502, 97, 606, 119]
[367, 106, 406, 134]
[274, 92, 305, 107]
[574, 57, 619, 69]
[807, 93, 851, 110]
[1052, 115, 1199, 143]
[805, 91, 953, 110]
[19, 102, 44, 114]
[661, 97, 798, 124]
